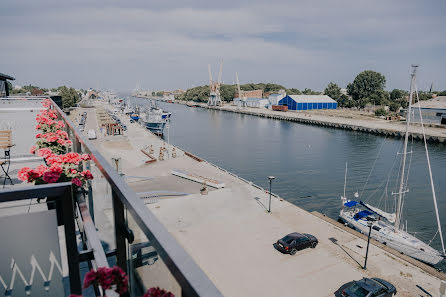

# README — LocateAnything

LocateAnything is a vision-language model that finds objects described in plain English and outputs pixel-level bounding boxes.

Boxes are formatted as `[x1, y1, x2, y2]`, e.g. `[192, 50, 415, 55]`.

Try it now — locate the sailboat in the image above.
[338, 65, 445, 266]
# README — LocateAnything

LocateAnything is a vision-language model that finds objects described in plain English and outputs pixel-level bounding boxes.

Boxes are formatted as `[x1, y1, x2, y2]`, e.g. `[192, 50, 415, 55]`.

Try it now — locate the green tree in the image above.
[375, 107, 387, 116]
[286, 88, 301, 95]
[220, 84, 237, 102]
[302, 88, 321, 95]
[58, 86, 80, 108]
[390, 89, 404, 101]
[152, 91, 156, 96]
[324, 82, 341, 100]
[347, 70, 386, 107]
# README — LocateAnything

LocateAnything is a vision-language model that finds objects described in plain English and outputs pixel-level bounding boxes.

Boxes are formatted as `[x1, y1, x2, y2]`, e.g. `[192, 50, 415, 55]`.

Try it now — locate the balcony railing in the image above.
[0, 96, 223, 297]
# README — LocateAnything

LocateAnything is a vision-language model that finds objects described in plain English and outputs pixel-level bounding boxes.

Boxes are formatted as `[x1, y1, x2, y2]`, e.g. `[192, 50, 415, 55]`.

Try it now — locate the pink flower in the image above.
[42, 165, 62, 183]
[42, 99, 52, 108]
[81, 170, 94, 180]
[18, 167, 33, 181]
[71, 178, 82, 187]
[36, 133, 43, 139]
[36, 148, 53, 158]
[17, 167, 41, 183]
[35, 165, 48, 176]
[30, 145, 37, 154]
[143, 287, 175, 297]
[81, 154, 91, 161]
[82, 266, 128, 294]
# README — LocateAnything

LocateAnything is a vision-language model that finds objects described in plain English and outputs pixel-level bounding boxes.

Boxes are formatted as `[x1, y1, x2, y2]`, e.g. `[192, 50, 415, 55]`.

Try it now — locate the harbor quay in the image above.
[74, 101, 444, 297]
[175, 101, 446, 144]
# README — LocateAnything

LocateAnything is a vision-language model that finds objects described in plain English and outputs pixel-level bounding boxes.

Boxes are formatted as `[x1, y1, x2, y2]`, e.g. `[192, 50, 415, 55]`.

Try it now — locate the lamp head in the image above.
[268, 176, 275, 181]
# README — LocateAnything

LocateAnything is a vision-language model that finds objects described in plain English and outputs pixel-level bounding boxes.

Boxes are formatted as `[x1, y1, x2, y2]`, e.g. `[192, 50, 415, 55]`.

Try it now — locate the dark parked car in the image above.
[339, 278, 396, 297]
[275, 232, 318, 255]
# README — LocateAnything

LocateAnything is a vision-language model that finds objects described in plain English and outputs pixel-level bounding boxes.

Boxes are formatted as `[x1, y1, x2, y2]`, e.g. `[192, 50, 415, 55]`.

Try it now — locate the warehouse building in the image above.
[232, 97, 270, 108]
[278, 95, 337, 110]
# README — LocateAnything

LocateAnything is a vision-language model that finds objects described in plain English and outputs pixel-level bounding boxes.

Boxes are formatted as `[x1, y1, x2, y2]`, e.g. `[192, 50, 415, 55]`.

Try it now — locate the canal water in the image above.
[130, 97, 446, 266]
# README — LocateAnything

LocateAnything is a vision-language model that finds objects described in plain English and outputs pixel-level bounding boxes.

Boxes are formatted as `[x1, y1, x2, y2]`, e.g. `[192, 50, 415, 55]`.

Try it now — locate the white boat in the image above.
[139, 101, 171, 136]
[338, 65, 445, 266]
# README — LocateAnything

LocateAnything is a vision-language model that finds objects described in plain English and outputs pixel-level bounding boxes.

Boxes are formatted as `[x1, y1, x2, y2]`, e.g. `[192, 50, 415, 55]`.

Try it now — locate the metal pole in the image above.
[167, 122, 170, 159]
[112, 190, 128, 274]
[62, 187, 82, 294]
[364, 223, 372, 270]
[268, 180, 272, 213]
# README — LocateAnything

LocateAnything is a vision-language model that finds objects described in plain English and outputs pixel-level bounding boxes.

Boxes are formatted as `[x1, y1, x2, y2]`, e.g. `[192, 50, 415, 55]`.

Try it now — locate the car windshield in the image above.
[348, 283, 370, 297]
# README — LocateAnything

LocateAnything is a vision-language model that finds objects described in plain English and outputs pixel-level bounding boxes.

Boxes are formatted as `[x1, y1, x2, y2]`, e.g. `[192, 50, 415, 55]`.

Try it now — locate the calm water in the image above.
[130, 97, 446, 263]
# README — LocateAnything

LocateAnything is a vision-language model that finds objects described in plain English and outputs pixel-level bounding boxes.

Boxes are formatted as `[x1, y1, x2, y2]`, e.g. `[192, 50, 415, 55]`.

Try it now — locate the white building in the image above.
[268, 93, 286, 105]
[232, 97, 270, 108]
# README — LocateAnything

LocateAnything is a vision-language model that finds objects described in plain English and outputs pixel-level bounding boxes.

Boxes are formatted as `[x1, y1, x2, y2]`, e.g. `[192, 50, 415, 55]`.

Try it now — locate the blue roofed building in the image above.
[278, 95, 337, 110]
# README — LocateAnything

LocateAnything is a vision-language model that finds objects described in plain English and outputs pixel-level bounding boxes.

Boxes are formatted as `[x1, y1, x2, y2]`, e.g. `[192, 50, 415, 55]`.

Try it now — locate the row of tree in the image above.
[324, 70, 446, 111]
[9, 84, 81, 109]
[176, 83, 321, 102]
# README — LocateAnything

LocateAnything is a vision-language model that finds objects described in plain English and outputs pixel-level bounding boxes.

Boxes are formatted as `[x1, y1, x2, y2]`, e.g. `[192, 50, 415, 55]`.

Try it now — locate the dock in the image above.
[75, 101, 444, 297]
[178, 102, 446, 143]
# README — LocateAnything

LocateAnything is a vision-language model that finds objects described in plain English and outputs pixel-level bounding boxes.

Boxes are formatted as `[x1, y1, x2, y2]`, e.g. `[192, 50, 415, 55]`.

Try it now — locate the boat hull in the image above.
[339, 214, 444, 266]
[145, 122, 166, 136]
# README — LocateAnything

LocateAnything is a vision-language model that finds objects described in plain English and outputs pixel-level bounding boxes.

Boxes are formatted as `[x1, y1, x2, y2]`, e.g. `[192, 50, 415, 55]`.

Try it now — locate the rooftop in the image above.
[0, 72, 15, 81]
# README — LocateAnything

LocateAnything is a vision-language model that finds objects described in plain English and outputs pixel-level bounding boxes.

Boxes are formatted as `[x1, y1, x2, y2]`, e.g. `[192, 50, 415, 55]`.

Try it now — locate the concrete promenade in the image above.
[79, 101, 444, 297]
[178, 102, 446, 143]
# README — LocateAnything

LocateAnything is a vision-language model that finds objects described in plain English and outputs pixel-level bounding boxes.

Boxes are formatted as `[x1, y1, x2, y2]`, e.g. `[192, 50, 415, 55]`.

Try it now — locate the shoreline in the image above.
[170, 100, 446, 144]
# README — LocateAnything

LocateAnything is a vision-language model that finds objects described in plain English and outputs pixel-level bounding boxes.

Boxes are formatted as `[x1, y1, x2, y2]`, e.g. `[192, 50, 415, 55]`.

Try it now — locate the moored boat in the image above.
[338, 65, 446, 266]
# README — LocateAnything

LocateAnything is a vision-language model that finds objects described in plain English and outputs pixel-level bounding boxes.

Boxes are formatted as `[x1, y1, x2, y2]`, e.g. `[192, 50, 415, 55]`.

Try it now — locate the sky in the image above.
[1, 0, 446, 92]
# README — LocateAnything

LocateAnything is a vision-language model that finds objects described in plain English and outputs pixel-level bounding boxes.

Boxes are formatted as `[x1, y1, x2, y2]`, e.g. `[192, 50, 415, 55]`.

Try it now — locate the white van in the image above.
[88, 129, 97, 140]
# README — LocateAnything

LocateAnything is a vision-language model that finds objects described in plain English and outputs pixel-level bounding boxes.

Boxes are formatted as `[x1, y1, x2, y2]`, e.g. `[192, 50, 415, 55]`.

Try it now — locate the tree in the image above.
[390, 89, 404, 101]
[302, 88, 321, 95]
[58, 86, 80, 109]
[347, 70, 386, 107]
[324, 82, 341, 100]
[220, 84, 236, 102]
[375, 107, 387, 116]
[286, 88, 301, 95]
[152, 91, 156, 96]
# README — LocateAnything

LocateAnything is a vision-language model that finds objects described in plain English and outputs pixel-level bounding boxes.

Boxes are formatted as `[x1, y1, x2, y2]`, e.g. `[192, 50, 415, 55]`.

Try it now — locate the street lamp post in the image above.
[364, 220, 374, 270]
[268, 176, 275, 213]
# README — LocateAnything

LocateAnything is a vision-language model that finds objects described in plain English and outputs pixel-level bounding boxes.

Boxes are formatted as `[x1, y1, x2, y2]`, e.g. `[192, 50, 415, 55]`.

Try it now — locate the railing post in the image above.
[62, 186, 82, 294]
[112, 189, 128, 274]
[86, 160, 95, 223]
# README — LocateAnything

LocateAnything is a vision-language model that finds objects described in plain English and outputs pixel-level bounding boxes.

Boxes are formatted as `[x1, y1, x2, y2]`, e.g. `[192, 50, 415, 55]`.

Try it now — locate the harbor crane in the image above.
[207, 61, 223, 106]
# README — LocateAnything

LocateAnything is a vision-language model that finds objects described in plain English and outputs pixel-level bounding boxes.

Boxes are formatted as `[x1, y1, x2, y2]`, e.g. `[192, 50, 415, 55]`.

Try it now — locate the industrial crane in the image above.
[207, 61, 223, 106]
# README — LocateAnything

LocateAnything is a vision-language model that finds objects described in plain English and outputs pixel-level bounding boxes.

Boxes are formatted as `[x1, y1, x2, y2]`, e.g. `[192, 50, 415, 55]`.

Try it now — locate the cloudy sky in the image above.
[2, 0, 446, 92]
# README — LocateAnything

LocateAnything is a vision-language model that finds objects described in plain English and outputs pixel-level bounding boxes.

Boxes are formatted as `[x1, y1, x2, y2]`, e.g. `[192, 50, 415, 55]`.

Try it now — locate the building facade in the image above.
[278, 95, 337, 110]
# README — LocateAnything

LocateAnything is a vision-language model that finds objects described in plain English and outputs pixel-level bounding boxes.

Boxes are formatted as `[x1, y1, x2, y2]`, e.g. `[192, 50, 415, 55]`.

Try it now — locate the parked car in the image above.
[339, 278, 396, 297]
[275, 232, 318, 255]
[87, 129, 97, 140]
[79, 124, 85, 132]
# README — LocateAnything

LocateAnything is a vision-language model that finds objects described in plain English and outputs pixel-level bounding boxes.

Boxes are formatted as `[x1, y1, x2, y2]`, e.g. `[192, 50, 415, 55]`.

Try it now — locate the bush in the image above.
[375, 107, 387, 117]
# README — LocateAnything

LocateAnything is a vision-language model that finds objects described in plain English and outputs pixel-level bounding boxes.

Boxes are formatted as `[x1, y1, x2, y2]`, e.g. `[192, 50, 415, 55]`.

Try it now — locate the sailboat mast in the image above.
[343, 162, 348, 198]
[395, 65, 417, 231]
